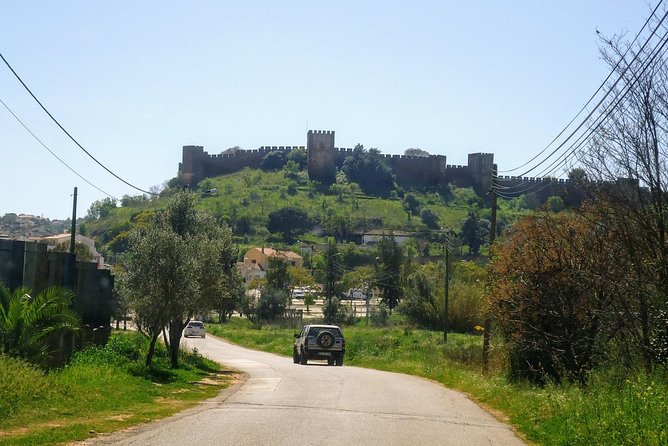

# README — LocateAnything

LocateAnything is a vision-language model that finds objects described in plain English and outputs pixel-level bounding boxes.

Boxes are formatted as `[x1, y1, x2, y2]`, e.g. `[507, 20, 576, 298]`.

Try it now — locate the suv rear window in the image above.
[308, 327, 341, 337]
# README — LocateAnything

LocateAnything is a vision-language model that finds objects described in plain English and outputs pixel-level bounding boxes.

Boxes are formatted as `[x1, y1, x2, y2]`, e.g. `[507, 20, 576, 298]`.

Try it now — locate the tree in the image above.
[286, 147, 307, 169]
[402, 193, 421, 218]
[375, 235, 404, 313]
[546, 195, 565, 212]
[267, 207, 311, 243]
[400, 262, 444, 330]
[266, 257, 291, 293]
[489, 212, 630, 383]
[87, 198, 117, 220]
[420, 208, 440, 229]
[217, 267, 244, 323]
[0, 284, 80, 366]
[260, 151, 287, 171]
[341, 144, 395, 196]
[460, 211, 486, 255]
[119, 192, 240, 367]
[51, 241, 95, 262]
[578, 31, 668, 372]
[404, 148, 430, 157]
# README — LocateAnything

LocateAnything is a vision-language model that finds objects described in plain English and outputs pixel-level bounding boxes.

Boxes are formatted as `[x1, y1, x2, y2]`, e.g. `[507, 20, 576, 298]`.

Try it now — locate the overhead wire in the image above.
[499, 22, 668, 195]
[498, 0, 666, 175]
[0, 50, 159, 196]
[493, 6, 668, 197]
[0, 96, 118, 200]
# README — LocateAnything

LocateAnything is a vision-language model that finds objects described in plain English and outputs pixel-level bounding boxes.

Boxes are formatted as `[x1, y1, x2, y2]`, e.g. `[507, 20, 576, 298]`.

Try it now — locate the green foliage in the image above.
[266, 257, 290, 292]
[260, 150, 287, 171]
[546, 195, 565, 212]
[460, 211, 487, 255]
[341, 144, 395, 196]
[420, 208, 440, 229]
[375, 236, 404, 312]
[120, 194, 149, 207]
[370, 302, 390, 326]
[402, 193, 421, 216]
[400, 261, 484, 333]
[0, 332, 228, 445]
[0, 284, 80, 366]
[256, 288, 288, 321]
[88, 168, 485, 253]
[51, 241, 95, 262]
[286, 147, 307, 169]
[119, 192, 241, 367]
[87, 197, 117, 220]
[266, 207, 312, 243]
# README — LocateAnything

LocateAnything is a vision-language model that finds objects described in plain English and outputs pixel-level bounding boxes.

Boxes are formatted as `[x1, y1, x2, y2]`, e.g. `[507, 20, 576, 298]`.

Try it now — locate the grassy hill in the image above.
[84, 166, 530, 259]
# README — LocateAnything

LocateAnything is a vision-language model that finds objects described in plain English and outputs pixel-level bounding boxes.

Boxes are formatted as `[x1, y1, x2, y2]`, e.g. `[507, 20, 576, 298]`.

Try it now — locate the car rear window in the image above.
[189, 322, 204, 328]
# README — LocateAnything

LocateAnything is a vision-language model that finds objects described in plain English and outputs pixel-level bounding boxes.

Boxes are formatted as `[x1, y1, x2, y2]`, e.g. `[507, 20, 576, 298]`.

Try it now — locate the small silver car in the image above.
[183, 320, 206, 338]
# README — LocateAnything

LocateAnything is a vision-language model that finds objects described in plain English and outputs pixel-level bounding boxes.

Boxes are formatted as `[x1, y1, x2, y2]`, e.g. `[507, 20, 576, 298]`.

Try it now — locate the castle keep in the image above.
[179, 130, 574, 202]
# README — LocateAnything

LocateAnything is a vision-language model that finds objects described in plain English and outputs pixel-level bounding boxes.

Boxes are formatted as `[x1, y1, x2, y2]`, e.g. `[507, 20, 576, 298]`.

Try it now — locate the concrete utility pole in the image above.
[69, 187, 77, 255]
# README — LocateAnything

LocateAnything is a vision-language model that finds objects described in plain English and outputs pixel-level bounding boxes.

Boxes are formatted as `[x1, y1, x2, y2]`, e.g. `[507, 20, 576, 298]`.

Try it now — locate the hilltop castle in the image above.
[180, 130, 497, 193]
[179, 130, 575, 203]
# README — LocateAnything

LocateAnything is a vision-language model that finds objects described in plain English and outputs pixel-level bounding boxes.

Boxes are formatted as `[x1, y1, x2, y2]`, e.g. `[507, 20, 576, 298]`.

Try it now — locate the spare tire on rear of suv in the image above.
[316, 331, 335, 349]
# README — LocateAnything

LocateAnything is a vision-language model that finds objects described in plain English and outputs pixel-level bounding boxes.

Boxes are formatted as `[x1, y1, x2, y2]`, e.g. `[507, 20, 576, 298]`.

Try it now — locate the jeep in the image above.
[293, 324, 345, 366]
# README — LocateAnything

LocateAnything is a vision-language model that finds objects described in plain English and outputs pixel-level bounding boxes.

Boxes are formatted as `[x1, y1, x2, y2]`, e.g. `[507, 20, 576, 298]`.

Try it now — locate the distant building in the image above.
[39, 233, 106, 269]
[243, 247, 303, 271]
[361, 229, 412, 246]
[237, 261, 266, 283]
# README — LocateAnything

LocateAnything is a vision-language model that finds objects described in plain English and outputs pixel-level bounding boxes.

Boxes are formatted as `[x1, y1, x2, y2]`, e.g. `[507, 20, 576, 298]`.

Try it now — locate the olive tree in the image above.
[120, 192, 240, 367]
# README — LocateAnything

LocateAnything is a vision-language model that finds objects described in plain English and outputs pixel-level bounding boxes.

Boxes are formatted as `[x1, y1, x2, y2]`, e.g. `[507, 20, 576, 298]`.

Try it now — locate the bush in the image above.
[257, 288, 288, 321]
[370, 303, 390, 327]
[0, 355, 49, 417]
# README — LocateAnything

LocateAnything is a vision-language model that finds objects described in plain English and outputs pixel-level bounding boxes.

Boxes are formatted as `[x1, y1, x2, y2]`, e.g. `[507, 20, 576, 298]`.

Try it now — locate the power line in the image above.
[0, 50, 159, 196]
[494, 6, 668, 197]
[498, 2, 668, 177]
[0, 96, 118, 200]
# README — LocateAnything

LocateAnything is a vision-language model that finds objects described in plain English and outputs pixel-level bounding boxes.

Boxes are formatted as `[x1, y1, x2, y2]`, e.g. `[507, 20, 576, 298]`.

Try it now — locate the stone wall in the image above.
[178, 130, 574, 200]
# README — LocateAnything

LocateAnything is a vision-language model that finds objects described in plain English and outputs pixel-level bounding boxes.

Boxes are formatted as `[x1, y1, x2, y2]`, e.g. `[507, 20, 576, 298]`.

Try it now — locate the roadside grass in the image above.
[0, 331, 235, 446]
[208, 318, 668, 446]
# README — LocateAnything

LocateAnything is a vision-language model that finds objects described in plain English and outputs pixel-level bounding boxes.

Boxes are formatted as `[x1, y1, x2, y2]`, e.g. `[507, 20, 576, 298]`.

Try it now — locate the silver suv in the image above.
[293, 324, 345, 366]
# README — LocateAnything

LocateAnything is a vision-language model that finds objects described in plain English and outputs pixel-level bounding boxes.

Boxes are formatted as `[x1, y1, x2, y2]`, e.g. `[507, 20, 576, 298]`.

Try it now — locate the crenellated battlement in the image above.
[180, 130, 541, 197]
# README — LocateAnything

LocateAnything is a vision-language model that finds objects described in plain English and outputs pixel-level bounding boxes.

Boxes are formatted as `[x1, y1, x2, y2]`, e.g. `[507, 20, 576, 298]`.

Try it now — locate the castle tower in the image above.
[467, 153, 495, 195]
[307, 130, 336, 184]
[180, 145, 205, 187]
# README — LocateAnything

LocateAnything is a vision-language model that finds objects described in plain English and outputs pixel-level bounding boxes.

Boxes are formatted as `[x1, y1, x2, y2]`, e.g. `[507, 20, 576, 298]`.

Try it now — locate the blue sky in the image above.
[0, 1, 651, 219]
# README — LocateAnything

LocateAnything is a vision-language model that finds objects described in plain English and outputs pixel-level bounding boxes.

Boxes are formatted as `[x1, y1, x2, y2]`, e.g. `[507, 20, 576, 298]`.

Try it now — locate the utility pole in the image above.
[443, 242, 450, 343]
[482, 167, 498, 375]
[69, 187, 77, 255]
[326, 240, 334, 323]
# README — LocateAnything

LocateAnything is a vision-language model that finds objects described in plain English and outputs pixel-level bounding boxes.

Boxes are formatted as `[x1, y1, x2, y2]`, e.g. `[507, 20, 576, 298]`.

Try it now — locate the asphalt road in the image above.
[80, 335, 525, 446]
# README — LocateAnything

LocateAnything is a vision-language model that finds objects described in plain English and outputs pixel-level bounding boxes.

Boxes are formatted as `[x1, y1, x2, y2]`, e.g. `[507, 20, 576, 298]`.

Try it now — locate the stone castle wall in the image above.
[178, 130, 573, 201]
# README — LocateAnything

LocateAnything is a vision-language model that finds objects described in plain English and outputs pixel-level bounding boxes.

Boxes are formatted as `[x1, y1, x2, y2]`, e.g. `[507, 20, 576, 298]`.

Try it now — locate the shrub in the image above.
[370, 303, 390, 327]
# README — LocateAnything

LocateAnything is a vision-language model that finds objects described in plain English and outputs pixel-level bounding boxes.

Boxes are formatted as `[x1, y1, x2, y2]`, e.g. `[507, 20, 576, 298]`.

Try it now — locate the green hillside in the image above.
[83, 166, 530, 259]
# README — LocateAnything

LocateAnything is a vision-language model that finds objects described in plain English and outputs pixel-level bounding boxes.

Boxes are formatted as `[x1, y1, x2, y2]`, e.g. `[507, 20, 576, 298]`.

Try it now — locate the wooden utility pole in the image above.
[443, 243, 450, 343]
[69, 187, 77, 255]
[482, 168, 498, 374]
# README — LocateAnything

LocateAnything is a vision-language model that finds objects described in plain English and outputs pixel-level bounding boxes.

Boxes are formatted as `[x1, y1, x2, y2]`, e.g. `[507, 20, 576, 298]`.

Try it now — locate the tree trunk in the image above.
[168, 320, 184, 368]
[145, 332, 160, 367]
